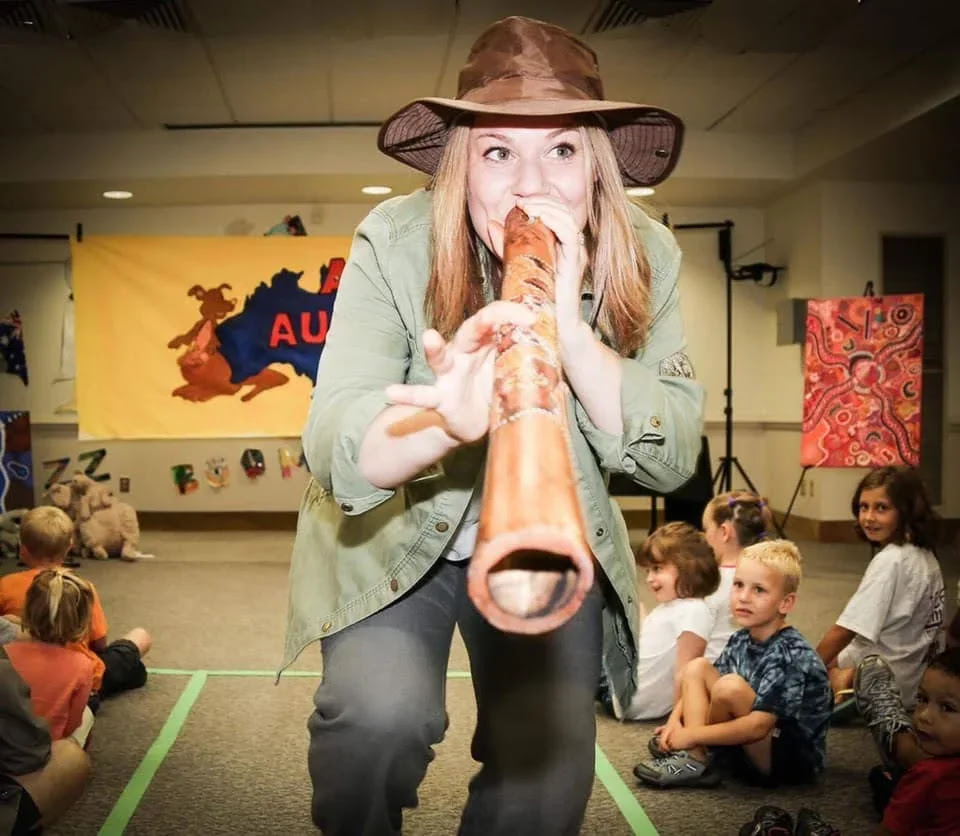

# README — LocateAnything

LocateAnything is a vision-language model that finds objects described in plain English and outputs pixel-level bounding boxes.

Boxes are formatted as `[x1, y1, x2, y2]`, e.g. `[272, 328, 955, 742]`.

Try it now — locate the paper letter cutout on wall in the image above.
[241, 449, 266, 479]
[42, 457, 72, 491]
[78, 448, 110, 482]
[801, 294, 923, 468]
[205, 457, 230, 489]
[172, 464, 199, 494]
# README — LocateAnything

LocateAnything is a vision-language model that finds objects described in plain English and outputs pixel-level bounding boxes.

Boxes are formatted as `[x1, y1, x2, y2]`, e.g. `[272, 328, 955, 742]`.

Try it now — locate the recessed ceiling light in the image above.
[626, 187, 655, 197]
[102, 190, 133, 200]
[361, 185, 392, 196]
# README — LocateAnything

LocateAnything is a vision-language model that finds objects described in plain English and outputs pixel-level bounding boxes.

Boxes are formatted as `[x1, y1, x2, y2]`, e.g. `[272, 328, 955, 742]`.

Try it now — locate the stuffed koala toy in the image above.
[50, 474, 141, 561]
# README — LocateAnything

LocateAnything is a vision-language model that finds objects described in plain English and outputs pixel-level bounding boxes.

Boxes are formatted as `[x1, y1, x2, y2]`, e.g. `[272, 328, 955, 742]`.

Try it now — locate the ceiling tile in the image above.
[115, 75, 233, 125]
[204, 33, 329, 77]
[82, 28, 212, 78]
[220, 73, 332, 123]
[188, 0, 320, 36]
[329, 35, 449, 120]
[711, 46, 916, 133]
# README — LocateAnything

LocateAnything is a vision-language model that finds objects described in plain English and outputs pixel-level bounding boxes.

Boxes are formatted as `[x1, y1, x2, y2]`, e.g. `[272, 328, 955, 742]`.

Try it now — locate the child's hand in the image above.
[663, 727, 695, 752]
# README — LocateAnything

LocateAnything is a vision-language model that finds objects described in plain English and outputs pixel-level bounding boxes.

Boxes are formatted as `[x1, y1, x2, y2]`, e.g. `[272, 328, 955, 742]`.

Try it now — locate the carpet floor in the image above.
[1, 529, 955, 835]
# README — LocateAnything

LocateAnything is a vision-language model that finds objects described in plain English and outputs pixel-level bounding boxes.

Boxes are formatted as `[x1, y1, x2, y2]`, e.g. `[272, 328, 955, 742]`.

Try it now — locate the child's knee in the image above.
[710, 673, 752, 704]
[125, 627, 152, 656]
[683, 656, 715, 681]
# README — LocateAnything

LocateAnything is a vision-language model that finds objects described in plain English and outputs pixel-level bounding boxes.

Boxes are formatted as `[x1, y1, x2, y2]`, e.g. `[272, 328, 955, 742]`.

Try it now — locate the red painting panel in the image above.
[801, 295, 923, 468]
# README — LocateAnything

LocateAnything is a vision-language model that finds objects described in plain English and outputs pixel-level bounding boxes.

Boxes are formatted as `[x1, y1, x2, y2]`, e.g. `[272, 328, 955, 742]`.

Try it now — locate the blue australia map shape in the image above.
[216, 267, 339, 385]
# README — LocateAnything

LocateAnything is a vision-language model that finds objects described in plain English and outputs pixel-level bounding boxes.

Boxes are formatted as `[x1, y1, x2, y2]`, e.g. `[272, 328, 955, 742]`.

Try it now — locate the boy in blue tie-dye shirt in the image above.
[634, 540, 832, 788]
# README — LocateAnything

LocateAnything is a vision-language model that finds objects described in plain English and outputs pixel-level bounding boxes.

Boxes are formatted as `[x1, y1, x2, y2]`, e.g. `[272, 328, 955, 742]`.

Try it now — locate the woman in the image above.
[283, 16, 704, 835]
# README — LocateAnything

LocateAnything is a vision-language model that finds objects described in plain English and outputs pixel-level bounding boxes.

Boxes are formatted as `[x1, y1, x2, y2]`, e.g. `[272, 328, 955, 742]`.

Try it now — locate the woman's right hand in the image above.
[385, 301, 534, 444]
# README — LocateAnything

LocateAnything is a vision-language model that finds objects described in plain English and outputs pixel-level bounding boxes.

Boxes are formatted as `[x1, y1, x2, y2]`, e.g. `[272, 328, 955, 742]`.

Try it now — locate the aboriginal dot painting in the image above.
[801, 294, 923, 468]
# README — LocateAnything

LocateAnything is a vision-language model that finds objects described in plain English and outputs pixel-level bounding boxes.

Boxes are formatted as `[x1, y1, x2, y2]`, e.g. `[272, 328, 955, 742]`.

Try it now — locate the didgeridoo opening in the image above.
[467, 530, 595, 635]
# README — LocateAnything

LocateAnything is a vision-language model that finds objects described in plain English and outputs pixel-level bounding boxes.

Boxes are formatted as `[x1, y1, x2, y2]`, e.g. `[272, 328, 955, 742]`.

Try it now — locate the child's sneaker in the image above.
[647, 734, 666, 758]
[633, 750, 721, 788]
[795, 808, 840, 836]
[854, 654, 914, 769]
[737, 805, 793, 835]
[829, 689, 858, 725]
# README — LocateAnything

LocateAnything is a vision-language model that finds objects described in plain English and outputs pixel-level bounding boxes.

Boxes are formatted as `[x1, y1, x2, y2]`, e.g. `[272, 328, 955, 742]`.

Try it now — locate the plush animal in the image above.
[0, 509, 26, 561]
[50, 474, 141, 561]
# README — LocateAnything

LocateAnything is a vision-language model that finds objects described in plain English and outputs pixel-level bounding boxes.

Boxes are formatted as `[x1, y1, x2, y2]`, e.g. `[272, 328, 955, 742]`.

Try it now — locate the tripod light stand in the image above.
[668, 218, 783, 532]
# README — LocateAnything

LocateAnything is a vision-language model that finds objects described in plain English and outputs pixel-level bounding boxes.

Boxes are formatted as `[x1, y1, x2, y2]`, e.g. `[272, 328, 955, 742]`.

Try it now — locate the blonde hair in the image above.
[20, 506, 74, 561]
[22, 568, 94, 645]
[636, 521, 720, 599]
[740, 539, 803, 595]
[427, 116, 653, 355]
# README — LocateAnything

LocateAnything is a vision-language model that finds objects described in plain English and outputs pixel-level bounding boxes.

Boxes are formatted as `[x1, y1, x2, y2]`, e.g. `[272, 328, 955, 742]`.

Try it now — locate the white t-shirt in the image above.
[704, 565, 736, 661]
[837, 542, 945, 704]
[623, 597, 712, 721]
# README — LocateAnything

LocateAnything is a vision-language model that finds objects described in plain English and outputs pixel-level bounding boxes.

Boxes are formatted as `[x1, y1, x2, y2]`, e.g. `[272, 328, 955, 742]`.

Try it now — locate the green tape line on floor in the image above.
[98, 671, 207, 836]
[594, 744, 658, 836]
[147, 667, 474, 678]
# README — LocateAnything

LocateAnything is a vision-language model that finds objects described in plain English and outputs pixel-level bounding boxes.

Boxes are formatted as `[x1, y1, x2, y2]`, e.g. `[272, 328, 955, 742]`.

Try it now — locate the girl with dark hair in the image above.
[817, 466, 945, 713]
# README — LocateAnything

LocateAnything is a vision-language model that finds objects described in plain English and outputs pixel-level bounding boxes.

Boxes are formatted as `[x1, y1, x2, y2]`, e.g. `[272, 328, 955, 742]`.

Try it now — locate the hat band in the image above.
[459, 74, 600, 106]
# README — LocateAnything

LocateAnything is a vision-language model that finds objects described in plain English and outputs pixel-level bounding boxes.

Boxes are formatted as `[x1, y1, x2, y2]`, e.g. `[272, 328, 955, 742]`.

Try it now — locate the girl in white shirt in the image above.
[701, 492, 772, 661]
[817, 466, 945, 709]
[623, 522, 720, 720]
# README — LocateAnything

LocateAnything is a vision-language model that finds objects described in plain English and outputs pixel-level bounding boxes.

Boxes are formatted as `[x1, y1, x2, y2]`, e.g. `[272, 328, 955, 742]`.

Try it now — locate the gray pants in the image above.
[308, 558, 603, 835]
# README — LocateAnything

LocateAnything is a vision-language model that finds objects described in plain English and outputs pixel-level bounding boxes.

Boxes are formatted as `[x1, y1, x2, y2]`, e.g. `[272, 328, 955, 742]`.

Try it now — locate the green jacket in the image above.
[282, 189, 705, 713]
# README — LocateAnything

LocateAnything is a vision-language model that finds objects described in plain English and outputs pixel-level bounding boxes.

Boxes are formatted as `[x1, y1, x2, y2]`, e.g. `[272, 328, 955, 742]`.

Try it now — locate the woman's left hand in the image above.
[488, 196, 587, 333]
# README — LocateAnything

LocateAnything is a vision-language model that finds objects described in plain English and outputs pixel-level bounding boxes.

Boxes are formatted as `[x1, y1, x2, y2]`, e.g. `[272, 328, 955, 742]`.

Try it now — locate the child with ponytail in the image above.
[701, 491, 772, 660]
[5, 568, 97, 746]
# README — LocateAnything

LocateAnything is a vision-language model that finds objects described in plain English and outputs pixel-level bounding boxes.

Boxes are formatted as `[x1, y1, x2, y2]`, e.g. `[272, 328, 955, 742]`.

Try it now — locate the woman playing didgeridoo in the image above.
[283, 15, 704, 835]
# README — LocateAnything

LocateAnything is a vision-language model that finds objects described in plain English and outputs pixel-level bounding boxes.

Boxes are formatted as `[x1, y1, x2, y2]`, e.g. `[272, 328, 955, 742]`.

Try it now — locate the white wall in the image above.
[762, 181, 960, 521]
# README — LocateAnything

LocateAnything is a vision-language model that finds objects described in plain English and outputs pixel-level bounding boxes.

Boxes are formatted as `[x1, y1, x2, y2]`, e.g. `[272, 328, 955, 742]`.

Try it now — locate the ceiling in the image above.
[0, 0, 957, 209]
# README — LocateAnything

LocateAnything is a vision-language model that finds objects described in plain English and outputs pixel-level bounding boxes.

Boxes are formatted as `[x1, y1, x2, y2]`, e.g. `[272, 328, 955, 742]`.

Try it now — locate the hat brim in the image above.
[378, 97, 684, 188]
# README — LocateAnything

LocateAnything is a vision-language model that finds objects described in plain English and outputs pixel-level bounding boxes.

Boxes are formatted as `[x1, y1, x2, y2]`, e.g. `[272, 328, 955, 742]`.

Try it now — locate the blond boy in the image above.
[0, 507, 151, 706]
[633, 539, 833, 788]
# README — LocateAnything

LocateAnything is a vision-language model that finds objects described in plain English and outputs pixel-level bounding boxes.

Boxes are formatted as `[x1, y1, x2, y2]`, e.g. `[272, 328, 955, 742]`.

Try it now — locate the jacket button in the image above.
[340, 502, 353, 513]
[650, 416, 662, 429]
[321, 621, 332, 633]
[390, 578, 399, 593]
[435, 521, 449, 533]
[595, 527, 605, 537]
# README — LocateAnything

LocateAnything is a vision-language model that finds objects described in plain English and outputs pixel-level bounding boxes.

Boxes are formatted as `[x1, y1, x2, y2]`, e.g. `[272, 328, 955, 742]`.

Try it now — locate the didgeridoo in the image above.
[467, 206, 595, 635]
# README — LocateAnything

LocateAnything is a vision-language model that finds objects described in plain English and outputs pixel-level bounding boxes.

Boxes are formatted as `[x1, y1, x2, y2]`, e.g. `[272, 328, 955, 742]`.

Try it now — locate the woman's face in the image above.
[466, 115, 590, 257]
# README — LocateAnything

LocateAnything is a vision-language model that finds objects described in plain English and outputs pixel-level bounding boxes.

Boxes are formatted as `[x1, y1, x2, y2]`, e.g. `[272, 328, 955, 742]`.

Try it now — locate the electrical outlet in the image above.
[809, 479, 815, 498]
[119, 476, 131, 493]
[799, 481, 806, 497]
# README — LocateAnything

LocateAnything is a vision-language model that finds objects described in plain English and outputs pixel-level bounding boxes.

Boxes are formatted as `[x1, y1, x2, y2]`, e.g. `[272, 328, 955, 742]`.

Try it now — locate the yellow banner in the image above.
[72, 236, 351, 439]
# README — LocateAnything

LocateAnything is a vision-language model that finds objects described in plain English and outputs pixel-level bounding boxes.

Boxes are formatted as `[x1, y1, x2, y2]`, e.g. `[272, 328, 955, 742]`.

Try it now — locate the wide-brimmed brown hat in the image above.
[378, 16, 684, 188]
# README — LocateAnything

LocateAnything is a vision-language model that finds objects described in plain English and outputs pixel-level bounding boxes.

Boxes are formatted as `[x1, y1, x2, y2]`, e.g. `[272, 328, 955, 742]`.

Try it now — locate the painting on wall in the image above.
[1, 411, 34, 512]
[801, 294, 923, 468]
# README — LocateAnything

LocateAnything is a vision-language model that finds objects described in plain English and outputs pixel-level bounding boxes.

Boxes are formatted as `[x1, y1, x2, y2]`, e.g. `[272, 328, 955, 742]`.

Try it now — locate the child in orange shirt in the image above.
[5, 569, 97, 746]
[0, 506, 152, 710]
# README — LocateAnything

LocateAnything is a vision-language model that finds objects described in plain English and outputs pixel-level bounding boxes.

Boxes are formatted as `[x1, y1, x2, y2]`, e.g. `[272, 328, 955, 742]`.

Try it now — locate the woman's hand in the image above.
[487, 196, 587, 333]
[385, 301, 534, 444]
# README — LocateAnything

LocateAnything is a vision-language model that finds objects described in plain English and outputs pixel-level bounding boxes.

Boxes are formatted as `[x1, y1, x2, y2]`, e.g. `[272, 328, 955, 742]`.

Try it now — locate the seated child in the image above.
[701, 491, 771, 661]
[621, 522, 719, 721]
[817, 466, 944, 710]
[5, 568, 97, 747]
[854, 649, 960, 835]
[633, 539, 832, 788]
[0, 506, 152, 709]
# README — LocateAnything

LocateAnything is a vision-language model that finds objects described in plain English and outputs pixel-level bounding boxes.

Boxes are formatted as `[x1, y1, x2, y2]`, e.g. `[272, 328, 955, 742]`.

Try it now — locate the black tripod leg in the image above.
[777, 466, 811, 537]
